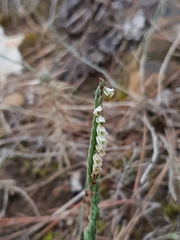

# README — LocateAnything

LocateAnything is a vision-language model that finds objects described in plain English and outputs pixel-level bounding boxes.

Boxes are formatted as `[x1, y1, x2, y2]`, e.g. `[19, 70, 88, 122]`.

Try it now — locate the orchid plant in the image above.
[84, 78, 114, 240]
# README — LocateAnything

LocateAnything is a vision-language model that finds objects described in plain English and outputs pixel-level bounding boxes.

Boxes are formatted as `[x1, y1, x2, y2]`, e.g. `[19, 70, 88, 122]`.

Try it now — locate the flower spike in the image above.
[84, 79, 114, 240]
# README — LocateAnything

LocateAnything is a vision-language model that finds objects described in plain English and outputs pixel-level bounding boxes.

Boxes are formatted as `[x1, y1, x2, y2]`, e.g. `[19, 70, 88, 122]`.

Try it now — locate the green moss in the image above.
[19, 33, 39, 53]
[130, 229, 142, 240]
[113, 159, 123, 169]
[115, 91, 127, 101]
[0, 14, 22, 30]
[0, 15, 12, 28]
[100, 184, 110, 199]
[31, 163, 64, 178]
[52, 161, 59, 170]
[97, 220, 105, 229]
[31, 167, 49, 177]
[43, 231, 53, 240]
[23, 161, 31, 170]
[163, 200, 180, 221]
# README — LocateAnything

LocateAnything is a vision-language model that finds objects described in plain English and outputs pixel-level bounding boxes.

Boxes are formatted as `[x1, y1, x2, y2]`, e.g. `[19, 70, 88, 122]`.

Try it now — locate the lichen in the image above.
[163, 200, 180, 221]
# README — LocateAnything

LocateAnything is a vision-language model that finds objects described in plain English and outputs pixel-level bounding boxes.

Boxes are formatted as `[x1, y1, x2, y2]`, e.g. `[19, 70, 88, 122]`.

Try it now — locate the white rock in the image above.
[0, 26, 24, 81]
[123, 10, 146, 41]
[70, 170, 83, 193]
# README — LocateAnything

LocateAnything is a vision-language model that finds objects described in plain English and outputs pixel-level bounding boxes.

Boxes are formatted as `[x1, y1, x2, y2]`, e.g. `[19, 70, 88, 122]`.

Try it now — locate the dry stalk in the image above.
[159, 133, 178, 201]
[0, 180, 39, 217]
[157, 32, 180, 104]
[133, 112, 147, 197]
[140, 114, 159, 184]
[115, 162, 168, 240]
[140, 0, 166, 98]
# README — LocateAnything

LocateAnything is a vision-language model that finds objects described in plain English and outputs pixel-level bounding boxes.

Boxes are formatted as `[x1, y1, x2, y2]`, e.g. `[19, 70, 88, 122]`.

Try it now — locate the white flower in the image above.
[97, 125, 108, 137]
[96, 145, 105, 156]
[93, 153, 103, 167]
[93, 105, 102, 116]
[96, 115, 106, 123]
[92, 165, 102, 175]
[97, 124, 107, 132]
[96, 136, 107, 147]
[103, 87, 114, 98]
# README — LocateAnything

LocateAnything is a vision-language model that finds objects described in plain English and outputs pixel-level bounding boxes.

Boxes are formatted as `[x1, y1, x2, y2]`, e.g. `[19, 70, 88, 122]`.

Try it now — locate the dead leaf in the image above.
[128, 70, 140, 93]
[2, 92, 24, 107]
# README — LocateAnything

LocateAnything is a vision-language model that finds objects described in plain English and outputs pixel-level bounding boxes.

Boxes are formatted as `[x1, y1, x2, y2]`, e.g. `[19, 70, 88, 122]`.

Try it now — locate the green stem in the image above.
[84, 79, 106, 240]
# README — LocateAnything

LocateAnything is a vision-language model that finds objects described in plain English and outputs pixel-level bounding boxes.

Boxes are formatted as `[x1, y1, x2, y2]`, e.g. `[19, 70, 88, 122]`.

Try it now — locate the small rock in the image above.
[70, 170, 83, 193]
[0, 26, 24, 81]
[123, 10, 146, 41]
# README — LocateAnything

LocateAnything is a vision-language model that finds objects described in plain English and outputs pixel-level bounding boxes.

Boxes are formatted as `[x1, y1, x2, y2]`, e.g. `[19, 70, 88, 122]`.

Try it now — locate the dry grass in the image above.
[0, 0, 180, 240]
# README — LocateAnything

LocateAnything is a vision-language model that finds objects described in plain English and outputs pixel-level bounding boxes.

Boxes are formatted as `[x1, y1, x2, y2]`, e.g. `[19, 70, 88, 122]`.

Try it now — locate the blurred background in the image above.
[0, 0, 180, 239]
